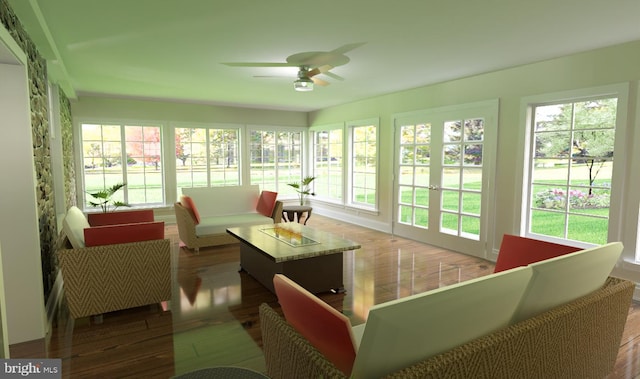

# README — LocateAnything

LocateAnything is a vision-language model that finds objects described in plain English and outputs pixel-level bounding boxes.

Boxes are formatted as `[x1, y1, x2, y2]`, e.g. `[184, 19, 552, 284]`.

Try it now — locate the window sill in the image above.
[621, 259, 640, 272]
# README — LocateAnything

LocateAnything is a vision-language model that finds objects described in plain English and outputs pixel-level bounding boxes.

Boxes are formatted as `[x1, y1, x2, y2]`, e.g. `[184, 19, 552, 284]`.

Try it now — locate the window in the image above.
[349, 121, 378, 209]
[249, 128, 303, 194]
[526, 97, 617, 245]
[441, 118, 485, 239]
[81, 123, 163, 207]
[175, 126, 240, 194]
[312, 126, 343, 202]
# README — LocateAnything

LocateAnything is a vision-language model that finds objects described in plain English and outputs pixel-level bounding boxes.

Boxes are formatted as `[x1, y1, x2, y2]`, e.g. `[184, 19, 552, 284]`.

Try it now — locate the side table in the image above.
[282, 205, 313, 225]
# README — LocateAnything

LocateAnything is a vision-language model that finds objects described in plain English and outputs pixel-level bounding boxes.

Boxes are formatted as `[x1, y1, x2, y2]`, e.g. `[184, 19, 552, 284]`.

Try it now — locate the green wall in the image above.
[309, 40, 640, 252]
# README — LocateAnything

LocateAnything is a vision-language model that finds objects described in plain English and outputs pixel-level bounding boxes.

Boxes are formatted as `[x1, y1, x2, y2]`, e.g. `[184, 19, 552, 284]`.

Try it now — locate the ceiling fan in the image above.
[222, 42, 365, 91]
[258, 65, 333, 92]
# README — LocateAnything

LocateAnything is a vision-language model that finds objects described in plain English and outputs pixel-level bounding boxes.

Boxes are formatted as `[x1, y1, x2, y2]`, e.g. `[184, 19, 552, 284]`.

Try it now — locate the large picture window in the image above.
[527, 97, 617, 245]
[81, 123, 163, 208]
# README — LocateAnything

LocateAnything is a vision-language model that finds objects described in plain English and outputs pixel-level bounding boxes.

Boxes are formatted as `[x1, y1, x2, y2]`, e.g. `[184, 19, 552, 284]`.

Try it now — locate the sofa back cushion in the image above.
[84, 221, 165, 247]
[494, 234, 580, 273]
[511, 241, 623, 323]
[256, 190, 278, 217]
[182, 185, 259, 216]
[273, 274, 357, 376]
[351, 266, 533, 379]
[62, 206, 90, 249]
[87, 209, 154, 226]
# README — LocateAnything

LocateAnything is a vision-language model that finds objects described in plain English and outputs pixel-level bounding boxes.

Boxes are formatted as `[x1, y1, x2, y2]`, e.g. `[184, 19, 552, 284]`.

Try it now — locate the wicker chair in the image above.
[57, 207, 171, 319]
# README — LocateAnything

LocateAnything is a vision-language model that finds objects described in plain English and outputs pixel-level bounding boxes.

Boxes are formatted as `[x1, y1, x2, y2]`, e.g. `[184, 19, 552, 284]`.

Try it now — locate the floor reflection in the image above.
[15, 217, 637, 378]
[167, 232, 496, 376]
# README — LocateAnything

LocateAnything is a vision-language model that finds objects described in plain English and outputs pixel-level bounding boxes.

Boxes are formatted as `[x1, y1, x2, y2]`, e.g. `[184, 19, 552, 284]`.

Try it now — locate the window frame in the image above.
[518, 84, 630, 252]
[173, 123, 243, 192]
[77, 120, 166, 210]
[245, 125, 307, 197]
[310, 123, 345, 204]
[347, 118, 379, 211]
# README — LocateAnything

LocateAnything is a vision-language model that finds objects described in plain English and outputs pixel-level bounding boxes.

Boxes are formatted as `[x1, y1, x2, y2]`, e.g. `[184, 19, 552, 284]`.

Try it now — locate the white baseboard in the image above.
[312, 206, 391, 234]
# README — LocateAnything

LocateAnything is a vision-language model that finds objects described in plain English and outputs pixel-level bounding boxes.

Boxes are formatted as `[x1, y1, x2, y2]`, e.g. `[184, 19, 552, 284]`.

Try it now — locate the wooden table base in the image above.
[239, 242, 344, 294]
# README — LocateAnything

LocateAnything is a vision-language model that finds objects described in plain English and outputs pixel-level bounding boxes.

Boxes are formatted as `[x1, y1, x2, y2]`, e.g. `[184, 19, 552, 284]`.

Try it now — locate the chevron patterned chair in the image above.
[57, 206, 171, 319]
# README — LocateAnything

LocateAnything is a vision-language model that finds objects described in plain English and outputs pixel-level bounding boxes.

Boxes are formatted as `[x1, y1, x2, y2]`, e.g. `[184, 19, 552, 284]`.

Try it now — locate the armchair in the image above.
[57, 207, 171, 318]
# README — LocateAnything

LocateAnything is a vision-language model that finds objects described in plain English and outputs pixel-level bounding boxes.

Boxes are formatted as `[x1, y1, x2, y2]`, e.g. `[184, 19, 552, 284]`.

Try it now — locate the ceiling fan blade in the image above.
[311, 77, 330, 86]
[322, 71, 345, 81]
[330, 42, 366, 55]
[306, 67, 321, 77]
[222, 62, 297, 67]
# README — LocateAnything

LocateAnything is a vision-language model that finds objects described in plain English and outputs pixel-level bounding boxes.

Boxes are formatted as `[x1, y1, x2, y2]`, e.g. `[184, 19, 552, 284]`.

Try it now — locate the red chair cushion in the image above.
[256, 190, 278, 217]
[273, 274, 357, 376]
[493, 234, 581, 273]
[181, 195, 201, 224]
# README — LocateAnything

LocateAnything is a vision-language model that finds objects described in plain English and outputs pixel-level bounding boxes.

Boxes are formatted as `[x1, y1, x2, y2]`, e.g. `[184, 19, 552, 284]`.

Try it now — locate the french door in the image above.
[393, 100, 498, 257]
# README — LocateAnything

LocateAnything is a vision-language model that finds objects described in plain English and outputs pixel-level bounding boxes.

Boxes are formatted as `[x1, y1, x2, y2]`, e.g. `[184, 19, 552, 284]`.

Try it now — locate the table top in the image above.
[227, 223, 361, 263]
[282, 205, 312, 211]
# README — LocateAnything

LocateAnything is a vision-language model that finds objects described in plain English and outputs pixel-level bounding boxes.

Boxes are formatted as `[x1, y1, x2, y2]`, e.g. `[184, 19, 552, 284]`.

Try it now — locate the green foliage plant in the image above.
[288, 176, 316, 206]
[87, 183, 129, 213]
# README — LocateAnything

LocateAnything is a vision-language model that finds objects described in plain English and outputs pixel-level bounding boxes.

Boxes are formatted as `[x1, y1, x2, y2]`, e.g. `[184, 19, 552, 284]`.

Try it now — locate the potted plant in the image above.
[87, 182, 130, 213]
[288, 176, 316, 206]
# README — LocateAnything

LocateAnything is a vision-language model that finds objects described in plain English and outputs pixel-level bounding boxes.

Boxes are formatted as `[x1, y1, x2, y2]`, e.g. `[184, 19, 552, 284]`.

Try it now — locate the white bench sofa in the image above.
[265, 241, 630, 378]
[174, 185, 282, 252]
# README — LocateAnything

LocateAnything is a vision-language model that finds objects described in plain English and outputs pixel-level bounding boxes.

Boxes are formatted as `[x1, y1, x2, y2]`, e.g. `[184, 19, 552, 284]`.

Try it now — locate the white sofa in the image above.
[174, 185, 282, 252]
[265, 241, 629, 378]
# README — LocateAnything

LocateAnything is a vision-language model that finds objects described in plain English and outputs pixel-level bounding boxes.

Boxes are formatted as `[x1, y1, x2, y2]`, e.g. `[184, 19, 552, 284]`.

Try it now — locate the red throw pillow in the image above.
[181, 195, 201, 224]
[256, 190, 278, 217]
[273, 274, 357, 376]
[493, 234, 581, 273]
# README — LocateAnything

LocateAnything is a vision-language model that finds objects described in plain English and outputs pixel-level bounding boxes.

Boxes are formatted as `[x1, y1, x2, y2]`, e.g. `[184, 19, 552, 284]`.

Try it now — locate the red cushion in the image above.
[256, 190, 278, 217]
[84, 221, 165, 247]
[87, 209, 154, 226]
[181, 195, 201, 224]
[493, 234, 581, 273]
[273, 274, 356, 376]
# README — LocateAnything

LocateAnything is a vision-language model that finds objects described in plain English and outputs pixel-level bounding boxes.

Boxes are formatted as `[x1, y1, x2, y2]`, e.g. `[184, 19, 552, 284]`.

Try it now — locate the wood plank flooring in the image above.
[9, 215, 640, 378]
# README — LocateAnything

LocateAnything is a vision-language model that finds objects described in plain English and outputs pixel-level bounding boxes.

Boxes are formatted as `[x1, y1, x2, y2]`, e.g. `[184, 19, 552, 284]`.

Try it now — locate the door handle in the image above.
[428, 185, 440, 191]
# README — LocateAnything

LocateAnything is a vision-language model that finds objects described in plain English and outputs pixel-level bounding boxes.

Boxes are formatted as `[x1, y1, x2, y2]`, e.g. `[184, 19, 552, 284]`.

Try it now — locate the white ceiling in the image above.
[7, 0, 640, 112]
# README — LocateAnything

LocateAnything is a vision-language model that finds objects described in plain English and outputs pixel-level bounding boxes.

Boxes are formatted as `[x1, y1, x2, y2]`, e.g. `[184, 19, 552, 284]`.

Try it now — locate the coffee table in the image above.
[226, 223, 361, 294]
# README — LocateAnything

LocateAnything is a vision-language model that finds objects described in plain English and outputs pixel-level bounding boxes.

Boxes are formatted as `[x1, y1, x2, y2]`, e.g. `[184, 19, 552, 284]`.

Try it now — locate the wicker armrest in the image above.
[271, 201, 283, 223]
[259, 303, 346, 379]
[174, 202, 199, 247]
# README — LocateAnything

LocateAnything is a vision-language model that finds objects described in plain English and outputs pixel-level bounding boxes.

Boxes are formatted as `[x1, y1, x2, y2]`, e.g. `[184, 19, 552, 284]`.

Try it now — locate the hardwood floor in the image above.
[10, 214, 640, 378]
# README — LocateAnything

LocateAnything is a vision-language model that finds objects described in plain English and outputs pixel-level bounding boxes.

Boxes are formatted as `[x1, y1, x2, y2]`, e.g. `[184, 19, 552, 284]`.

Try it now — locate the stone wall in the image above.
[59, 87, 76, 210]
[0, 0, 65, 300]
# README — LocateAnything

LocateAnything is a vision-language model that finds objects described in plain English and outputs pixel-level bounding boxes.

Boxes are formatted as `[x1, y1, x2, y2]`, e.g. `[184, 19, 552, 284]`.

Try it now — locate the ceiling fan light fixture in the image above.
[294, 77, 314, 91]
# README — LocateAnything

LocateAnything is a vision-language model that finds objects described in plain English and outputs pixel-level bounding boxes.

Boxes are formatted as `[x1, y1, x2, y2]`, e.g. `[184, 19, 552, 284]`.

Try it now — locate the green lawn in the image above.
[85, 165, 609, 244]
